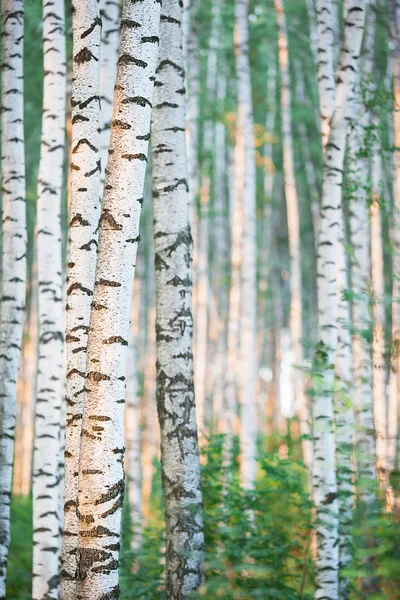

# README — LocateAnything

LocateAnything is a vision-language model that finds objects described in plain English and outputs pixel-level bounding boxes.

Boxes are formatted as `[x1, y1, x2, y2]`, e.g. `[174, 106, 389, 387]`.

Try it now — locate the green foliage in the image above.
[7, 496, 32, 600]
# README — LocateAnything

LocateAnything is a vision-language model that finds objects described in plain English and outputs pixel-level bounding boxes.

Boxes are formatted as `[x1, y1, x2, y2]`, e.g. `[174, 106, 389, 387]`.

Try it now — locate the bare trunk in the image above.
[152, 0, 205, 593]
[33, 2, 66, 597]
[0, 3, 27, 593]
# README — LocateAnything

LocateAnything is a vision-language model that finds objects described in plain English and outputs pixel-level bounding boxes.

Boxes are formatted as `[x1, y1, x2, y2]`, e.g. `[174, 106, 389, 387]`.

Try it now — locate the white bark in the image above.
[316, 0, 336, 149]
[235, 0, 258, 490]
[0, 2, 27, 593]
[275, 0, 312, 470]
[76, 2, 161, 597]
[152, 0, 205, 593]
[195, 0, 221, 432]
[33, 2, 66, 598]
[125, 286, 142, 553]
[61, 2, 101, 597]
[99, 0, 120, 193]
[335, 209, 354, 600]
[312, 3, 367, 598]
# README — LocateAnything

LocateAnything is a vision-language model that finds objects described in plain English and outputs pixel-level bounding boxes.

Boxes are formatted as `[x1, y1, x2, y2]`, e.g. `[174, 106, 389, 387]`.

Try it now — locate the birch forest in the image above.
[1, 0, 400, 598]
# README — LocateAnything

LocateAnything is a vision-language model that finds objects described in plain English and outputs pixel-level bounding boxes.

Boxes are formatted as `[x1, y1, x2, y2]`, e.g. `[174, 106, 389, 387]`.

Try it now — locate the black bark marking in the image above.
[86, 371, 111, 382]
[102, 336, 128, 346]
[74, 47, 99, 64]
[121, 96, 151, 107]
[81, 17, 101, 39]
[96, 279, 121, 288]
[67, 282, 93, 296]
[118, 53, 147, 68]
[72, 138, 98, 154]
[121, 153, 147, 162]
[99, 210, 122, 230]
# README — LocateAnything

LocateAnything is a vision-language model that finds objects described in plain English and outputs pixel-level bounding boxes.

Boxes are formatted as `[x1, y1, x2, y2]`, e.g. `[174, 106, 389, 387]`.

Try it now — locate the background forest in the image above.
[1, 0, 400, 599]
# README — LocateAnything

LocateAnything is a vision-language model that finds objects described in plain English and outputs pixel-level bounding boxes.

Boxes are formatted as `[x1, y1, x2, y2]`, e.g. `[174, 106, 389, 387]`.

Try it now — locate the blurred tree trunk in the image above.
[75, 1, 161, 596]
[33, 2, 66, 598]
[99, 0, 120, 193]
[312, 3, 367, 599]
[389, 4, 400, 476]
[61, 2, 101, 597]
[152, 0, 205, 594]
[236, 0, 258, 489]
[0, 2, 27, 594]
[13, 256, 37, 498]
[275, 0, 312, 469]
[125, 275, 142, 552]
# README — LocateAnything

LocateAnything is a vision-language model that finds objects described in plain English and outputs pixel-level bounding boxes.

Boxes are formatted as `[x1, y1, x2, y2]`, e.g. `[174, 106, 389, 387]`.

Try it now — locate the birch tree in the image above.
[235, 0, 258, 489]
[61, 3, 101, 597]
[32, 2, 66, 598]
[99, 0, 120, 192]
[275, 0, 311, 470]
[312, 3, 367, 598]
[0, 3, 26, 593]
[315, 0, 336, 150]
[75, 1, 161, 596]
[152, 0, 205, 593]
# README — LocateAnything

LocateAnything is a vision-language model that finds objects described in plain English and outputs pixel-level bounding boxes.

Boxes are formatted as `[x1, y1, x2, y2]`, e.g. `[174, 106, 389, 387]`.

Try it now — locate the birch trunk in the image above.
[61, 2, 101, 597]
[275, 0, 312, 470]
[335, 209, 354, 600]
[312, 3, 367, 598]
[99, 0, 120, 192]
[13, 259, 37, 497]
[315, 0, 336, 150]
[370, 148, 388, 479]
[236, 0, 258, 489]
[152, 0, 205, 593]
[0, 2, 27, 593]
[125, 286, 142, 552]
[33, 2, 66, 598]
[76, 2, 161, 596]
[389, 9, 400, 473]
[195, 0, 220, 431]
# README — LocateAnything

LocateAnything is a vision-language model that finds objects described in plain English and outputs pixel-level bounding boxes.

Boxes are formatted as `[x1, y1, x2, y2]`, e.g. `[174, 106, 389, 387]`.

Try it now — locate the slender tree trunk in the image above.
[389, 10, 400, 473]
[370, 147, 388, 480]
[13, 258, 37, 498]
[315, 0, 336, 150]
[61, 3, 101, 597]
[275, 0, 312, 470]
[125, 280, 142, 552]
[312, 4, 367, 599]
[99, 0, 120, 192]
[0, 3, 27, 594]
[33, 2, 66, 598]
[76, 2, 161, 597]
[152, 0, 205, 593]
[335, 209, 354, 600]
[236, 0, 258, 490]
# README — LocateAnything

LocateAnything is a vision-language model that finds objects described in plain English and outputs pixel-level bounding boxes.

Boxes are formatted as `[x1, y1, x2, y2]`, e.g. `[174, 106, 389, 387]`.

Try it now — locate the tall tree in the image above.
[275, 0, 311, 470]
[32, 2, 66, 599]
[75, 1, 161, 596]
[315, 0, 336, 150]
[312, 2, 367, 598]
[61, 2, 101, 598]
[151, 0, 205, 594]
[0, 2, 26, 594]
[235, 0, 258, 489]
[99, 0, 120, 192]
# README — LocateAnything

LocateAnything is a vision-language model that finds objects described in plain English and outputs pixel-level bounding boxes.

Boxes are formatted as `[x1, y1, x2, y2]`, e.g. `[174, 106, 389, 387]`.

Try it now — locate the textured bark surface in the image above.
[32, 2, 66, 598]
[315, 0, 336, 149]
[0, 3, 26, 596]
[99, 0, 120, 192]
[152, 0, 205, 595]
[236, 0, 258, 490]
[61, 2, 101, 597]
[275, 0, 311, 471]
[335, 209, 354, 600]
[76, 2, 161, 597]
[312, 3, 366, 598]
